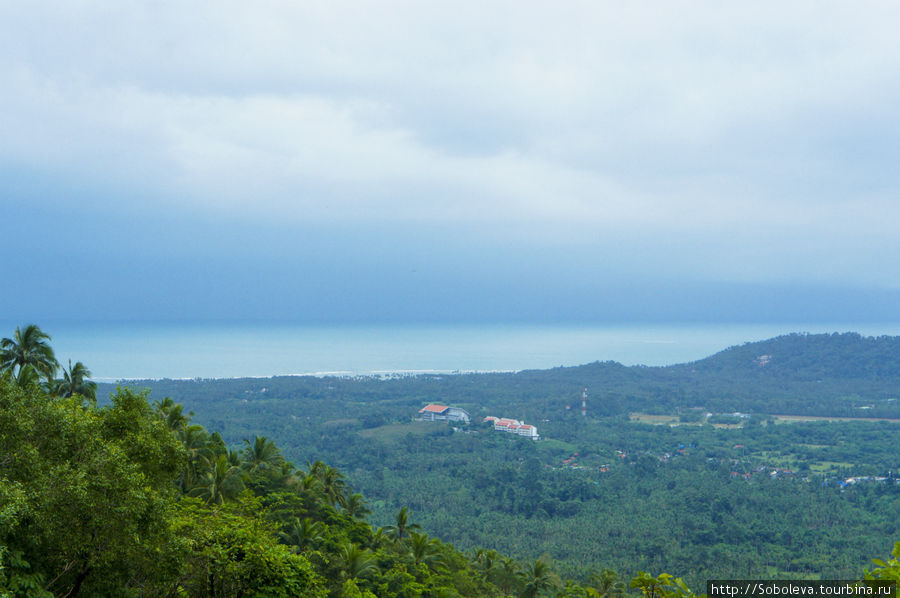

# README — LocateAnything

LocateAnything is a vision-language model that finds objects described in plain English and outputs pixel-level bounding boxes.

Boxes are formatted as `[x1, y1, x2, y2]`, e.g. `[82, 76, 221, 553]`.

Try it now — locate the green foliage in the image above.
[3, 326, 899, 597]
[171, 497, 327, 597]
[188, 453, 245, 504]
[122, 332, 900, 586]
[587, 569, 628, 598]
[342, 578, 378, 598]
[866, 541, 900, 585]
[630, 572, 696, 598]
[0, 381, 185, 596]
[0, 371, 516, 597]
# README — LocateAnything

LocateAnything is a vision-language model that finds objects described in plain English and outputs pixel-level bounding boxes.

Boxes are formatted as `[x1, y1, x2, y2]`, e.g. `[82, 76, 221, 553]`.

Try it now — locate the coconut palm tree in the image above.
[586, 569, 627, 598]
[336, 542, 379, 580]
[294, 470, 323, 494]
[496, 557, 521, 596]
[154, 397, 192, 432]
[304, 460, 348, 506]
[189, 454, 245, 505]
[240, 435, 284, 474]
[226, 449, 242, 467]
[343, 493, 371, 519]
[405, 531, 447, 570]
[53, 360, 97, 401]
[177, 424, 215, 493]
[13, 364, 41, 389]
[518, 559, 557, 598]
[385, 506, 421, 541]
[278, 517, 326, 553]
[319, 465, 348, 507]
[471, 548, 500, 580]
[367, 527, 390, 551]
[0, 324, 58, 382]
[272, 461, 298, 487]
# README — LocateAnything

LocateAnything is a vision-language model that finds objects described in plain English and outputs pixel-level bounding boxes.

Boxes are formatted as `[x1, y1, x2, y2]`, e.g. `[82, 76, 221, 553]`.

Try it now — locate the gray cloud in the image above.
[3, 0, 900, 307]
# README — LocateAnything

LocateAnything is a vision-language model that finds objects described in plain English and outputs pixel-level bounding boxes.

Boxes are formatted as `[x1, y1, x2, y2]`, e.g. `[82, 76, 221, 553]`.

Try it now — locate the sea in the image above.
[6, 321, 900, 382]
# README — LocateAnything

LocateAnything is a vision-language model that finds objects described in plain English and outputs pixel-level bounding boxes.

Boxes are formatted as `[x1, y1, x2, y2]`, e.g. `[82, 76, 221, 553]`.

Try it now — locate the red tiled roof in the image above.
[520, 425, 533, 430]
[420, 404, 449, 414]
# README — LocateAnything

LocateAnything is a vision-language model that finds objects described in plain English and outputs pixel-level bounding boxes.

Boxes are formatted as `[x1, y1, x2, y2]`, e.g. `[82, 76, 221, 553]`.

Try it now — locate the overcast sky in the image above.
[3, 2, 900, 324]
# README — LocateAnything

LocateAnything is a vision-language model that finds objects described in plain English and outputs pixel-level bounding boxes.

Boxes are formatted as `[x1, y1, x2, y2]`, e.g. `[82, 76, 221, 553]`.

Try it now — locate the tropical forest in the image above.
[1, 325, 899, 597]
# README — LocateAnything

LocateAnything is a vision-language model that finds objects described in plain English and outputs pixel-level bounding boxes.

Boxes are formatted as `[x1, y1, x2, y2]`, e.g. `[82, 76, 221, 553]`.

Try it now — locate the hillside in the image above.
[684, 332, 900, 379]
[100, 332, 900, 422]
[88, 332, 900, 586]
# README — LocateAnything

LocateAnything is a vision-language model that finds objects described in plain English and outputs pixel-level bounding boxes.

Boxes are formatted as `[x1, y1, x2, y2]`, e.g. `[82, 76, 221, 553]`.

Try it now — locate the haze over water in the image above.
[17, 321, 900, 382]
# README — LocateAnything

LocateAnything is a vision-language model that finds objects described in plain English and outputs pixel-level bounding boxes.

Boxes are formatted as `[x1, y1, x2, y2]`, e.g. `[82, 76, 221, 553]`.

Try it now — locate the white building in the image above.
[485, 416, 540, 440]
[418, 404, 471, 423]
[516, 424, 540, 440]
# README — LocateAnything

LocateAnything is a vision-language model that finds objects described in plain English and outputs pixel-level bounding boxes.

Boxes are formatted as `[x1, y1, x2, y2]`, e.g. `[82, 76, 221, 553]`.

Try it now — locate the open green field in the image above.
[772, 414, 900, 423]
[357, 420, 435, 439]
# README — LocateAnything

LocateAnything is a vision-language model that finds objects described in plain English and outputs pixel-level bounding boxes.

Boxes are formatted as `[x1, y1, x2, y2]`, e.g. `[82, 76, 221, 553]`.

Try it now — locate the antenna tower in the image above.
[581, 387, 587, 417]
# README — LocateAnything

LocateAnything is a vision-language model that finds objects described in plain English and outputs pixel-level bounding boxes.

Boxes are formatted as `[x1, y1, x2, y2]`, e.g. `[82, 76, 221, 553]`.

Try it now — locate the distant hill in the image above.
[678, 332, 900, 380]
[629, 332, 900, 416]
[98, 332, 900, 421]
[492, 332, 900, 417]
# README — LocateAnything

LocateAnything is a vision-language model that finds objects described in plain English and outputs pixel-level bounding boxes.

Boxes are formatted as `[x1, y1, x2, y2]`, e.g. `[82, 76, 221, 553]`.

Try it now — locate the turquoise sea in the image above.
[7, 321, 900, 382]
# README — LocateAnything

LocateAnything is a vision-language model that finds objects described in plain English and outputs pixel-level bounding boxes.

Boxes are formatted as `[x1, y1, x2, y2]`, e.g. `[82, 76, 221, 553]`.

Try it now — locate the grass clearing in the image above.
[536, 438, 578, 453]
[358, 421, 435, 439]
[629, 413, 680, 424]
[809, 461, 855, 473]
[772, 414, 900, 423]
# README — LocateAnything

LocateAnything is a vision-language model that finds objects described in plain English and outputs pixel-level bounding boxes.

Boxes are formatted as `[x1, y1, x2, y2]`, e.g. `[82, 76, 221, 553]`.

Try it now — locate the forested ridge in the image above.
[3, 326, 900, 596]
[120, 332, 900, 423]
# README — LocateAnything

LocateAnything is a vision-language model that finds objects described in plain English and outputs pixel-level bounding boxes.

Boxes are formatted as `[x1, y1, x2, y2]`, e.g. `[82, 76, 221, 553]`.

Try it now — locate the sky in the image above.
[3, 1, 900, 324]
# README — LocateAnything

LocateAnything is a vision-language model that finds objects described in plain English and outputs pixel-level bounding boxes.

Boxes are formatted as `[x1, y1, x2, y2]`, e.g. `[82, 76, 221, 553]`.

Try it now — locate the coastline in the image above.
[12, 321, 900, 382]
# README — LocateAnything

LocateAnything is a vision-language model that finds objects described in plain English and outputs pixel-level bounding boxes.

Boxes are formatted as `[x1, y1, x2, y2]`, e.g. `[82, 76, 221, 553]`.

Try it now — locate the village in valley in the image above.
[414, 399, 896, 491]
[417, 403, 541, 440]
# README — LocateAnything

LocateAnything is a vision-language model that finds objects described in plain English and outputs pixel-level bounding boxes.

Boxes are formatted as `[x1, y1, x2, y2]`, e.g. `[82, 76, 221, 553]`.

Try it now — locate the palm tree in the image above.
[367, 527, 390, 551]
[177, 424, 214, 493]
[294, 470, 323, 494]
[278, 517, 325, 553]
[14, 364, 41, 389]
[154, 397, 192, 431]
[385, 506, 421, 541]
[518, 559, 557, 598]
[320, 465, 348, 507]
[343, 493, 371, 519]
[240, 435, 284, 474]
[405, 531, 447, 570]
[472, 548, 499, 580]
[272, 461, 298, 487]
[304, 460, 348, 507]
[336, 542, 379, 580]
[1, 324, 58, 381]
[586, 569, 627, 598]
[306, 460, 326, 478]
[188, 454, 245, 505]
[53, 360, 97, 401]
[496, 557, 521, 596]
[226, 449, 242, 467]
